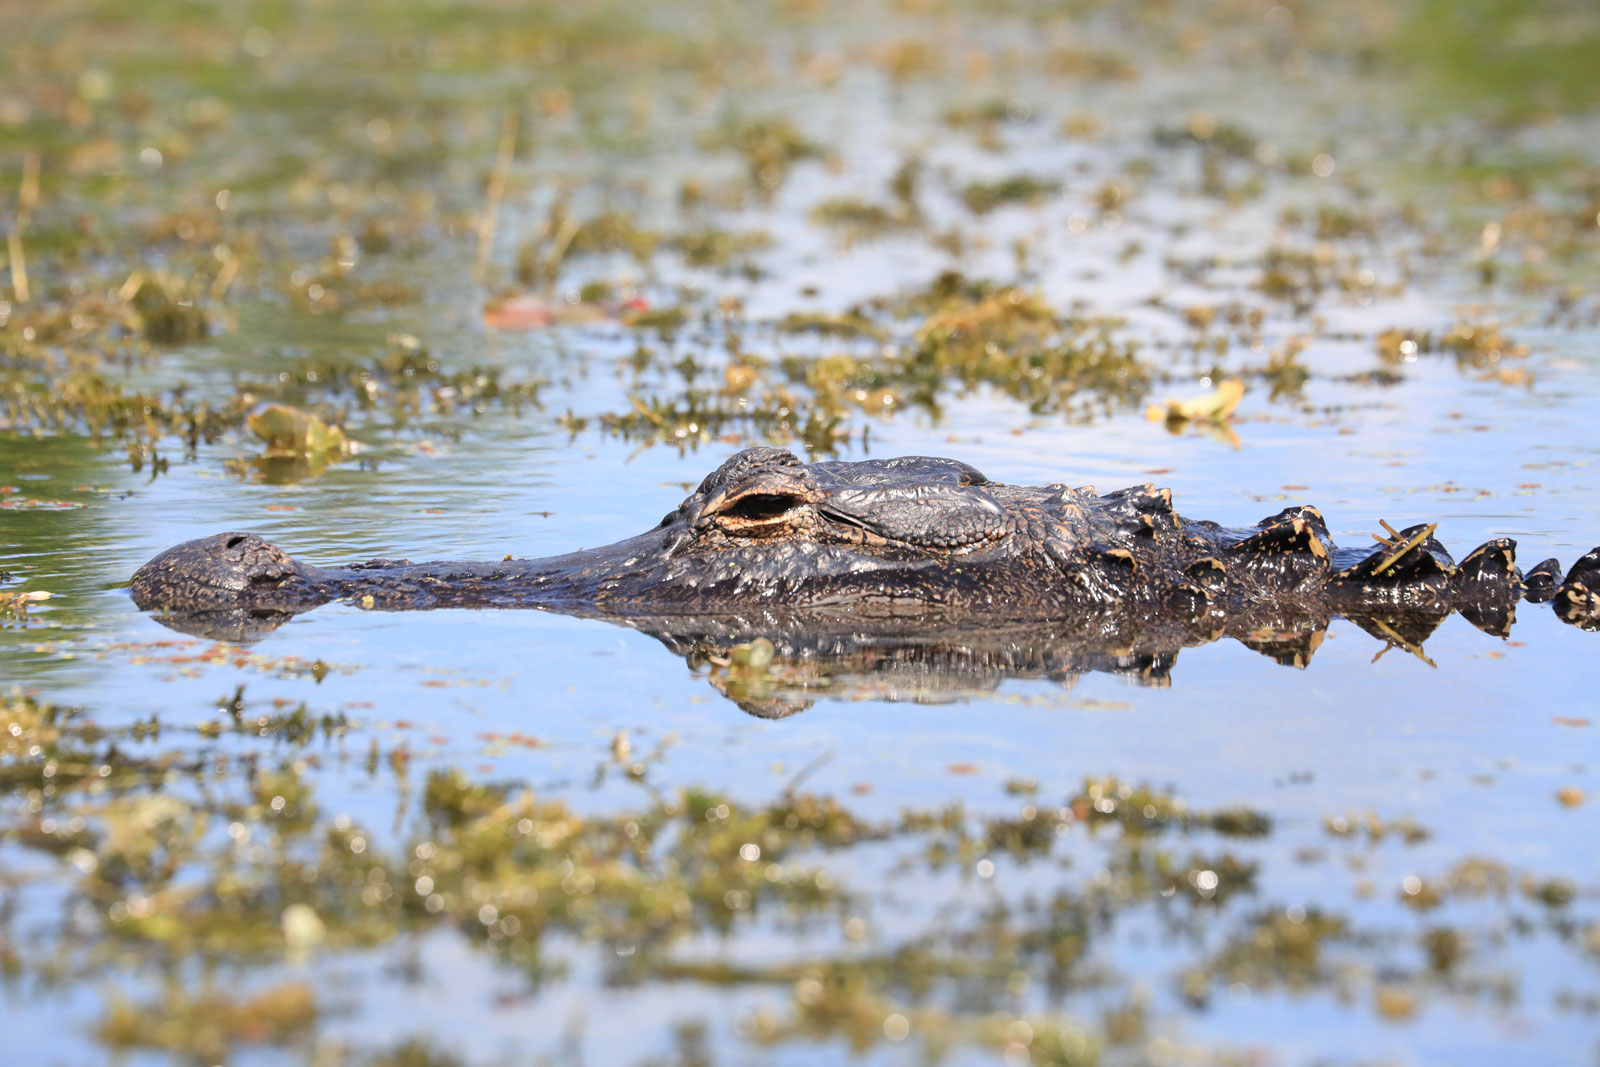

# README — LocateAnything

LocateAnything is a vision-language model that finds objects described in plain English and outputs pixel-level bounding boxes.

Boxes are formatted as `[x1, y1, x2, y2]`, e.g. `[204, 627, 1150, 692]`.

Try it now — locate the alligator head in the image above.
[130, 447, 1032, 621]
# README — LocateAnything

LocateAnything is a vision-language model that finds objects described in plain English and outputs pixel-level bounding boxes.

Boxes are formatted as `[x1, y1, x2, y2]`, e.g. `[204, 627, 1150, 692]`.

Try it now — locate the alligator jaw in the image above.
[320, 529, 671, 612]
[127, 527, 672, 632]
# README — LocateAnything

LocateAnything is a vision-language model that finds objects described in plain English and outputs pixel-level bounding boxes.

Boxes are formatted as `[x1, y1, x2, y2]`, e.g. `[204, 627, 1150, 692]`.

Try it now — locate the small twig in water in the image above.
[783, 749, 835, 797]
[1372, 522, 1438, 576]
[473, 108, 520, 285]
[7, 151, 39, 303]
[1369, 618, 1437, 669]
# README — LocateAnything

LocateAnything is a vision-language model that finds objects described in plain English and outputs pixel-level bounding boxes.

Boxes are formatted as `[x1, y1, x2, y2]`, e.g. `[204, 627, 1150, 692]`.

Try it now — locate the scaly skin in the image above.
[129, 447, 1600, 649]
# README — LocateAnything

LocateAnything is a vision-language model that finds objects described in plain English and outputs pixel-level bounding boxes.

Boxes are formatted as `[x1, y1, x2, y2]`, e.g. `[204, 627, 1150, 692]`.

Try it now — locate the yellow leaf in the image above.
[1146, 379, 1245, 424]
[247, 405, 348, 460]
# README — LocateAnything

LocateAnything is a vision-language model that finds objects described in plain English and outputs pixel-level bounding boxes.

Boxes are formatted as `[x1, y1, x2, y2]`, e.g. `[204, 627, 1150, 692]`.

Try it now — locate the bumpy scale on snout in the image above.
[130, 531, 322, 611]
[128, 447, 1600, 632]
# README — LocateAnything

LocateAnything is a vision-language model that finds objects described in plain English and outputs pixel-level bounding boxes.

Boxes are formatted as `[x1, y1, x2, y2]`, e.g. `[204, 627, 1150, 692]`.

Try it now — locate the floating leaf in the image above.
[0, 589, 53, 618]
[1146, 379, 1245, 425]
[248, 405, 348, 460]
[238, 405, 351, 484]
[483, 295, 651, 331]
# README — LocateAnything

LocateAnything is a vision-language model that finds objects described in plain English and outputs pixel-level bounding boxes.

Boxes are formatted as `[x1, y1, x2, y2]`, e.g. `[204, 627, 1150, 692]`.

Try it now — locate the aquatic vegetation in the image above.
[1042, 46, 1138, 83]
[908, 290, 1150, 416]
[776, 310, 885, 341]
[126, 270, 210, 344]
[4, 686, 1592, 1064]
[944, 98, 1033, 130]
[1376, 322, 1533, 383]
[809, 197, 916, 243]
[1153, 116, 1261, 160]
[624, 305, 691, 333]
[671, 228, 773, 269]
[0, 0, 1589, 468]
[566, 211, 663, 262]
[960, 175, 1062, 215]
[916, 288, 1057, 354]
[705, 118, 825, 193]
[98, 982, 319, 1061]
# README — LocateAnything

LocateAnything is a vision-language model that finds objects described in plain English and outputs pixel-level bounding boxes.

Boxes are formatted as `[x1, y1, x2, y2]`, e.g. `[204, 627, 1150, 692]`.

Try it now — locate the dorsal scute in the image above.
[1100, 483, 1175, 513]
[1099, 483, 1180, 538]
[1088, 542, 1140, 573]
[1522, 558, 1563, 603]
[1229, 516, 1330, 561]
[1254, 505, 1331, 543]
[1184, 556, 1229, 594]
[1566, 547, 1600, 589]
[1454, 538, 1520, 587]
[1555, 548, 1600, 631]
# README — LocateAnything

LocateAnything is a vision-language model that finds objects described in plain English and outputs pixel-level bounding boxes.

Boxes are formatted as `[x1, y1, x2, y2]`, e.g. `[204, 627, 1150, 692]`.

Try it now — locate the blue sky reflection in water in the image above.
[2, 0, 1600, 1064]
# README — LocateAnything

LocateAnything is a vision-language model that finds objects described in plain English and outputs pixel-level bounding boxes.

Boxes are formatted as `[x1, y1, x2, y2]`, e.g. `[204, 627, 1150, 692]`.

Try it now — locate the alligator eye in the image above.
[724, 493, 800, 522]
[703, 484, 813, 533]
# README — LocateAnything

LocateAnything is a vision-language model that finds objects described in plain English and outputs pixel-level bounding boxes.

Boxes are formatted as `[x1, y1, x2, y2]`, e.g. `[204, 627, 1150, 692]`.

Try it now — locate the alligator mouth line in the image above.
[814, 503, 1009, 552]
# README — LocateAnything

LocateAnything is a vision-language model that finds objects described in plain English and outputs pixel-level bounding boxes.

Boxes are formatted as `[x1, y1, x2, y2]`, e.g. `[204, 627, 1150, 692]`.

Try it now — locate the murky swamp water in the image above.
[2, 1, 1599, 1064]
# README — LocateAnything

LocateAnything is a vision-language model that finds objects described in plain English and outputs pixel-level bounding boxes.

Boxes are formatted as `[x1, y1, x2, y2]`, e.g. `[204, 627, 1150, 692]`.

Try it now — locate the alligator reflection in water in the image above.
[598, 602, 1546, 718]
[128, 448, 1600, 714]
[128, 597, 1572, 719]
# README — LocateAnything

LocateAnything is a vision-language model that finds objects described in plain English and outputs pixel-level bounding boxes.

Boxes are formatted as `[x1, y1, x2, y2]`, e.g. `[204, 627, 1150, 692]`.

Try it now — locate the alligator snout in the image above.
[129, 531, 311, 611]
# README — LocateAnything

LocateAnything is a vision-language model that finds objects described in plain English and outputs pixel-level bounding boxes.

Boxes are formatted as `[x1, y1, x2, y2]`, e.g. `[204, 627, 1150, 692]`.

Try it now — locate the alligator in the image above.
[130, 447, 1600, 686]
